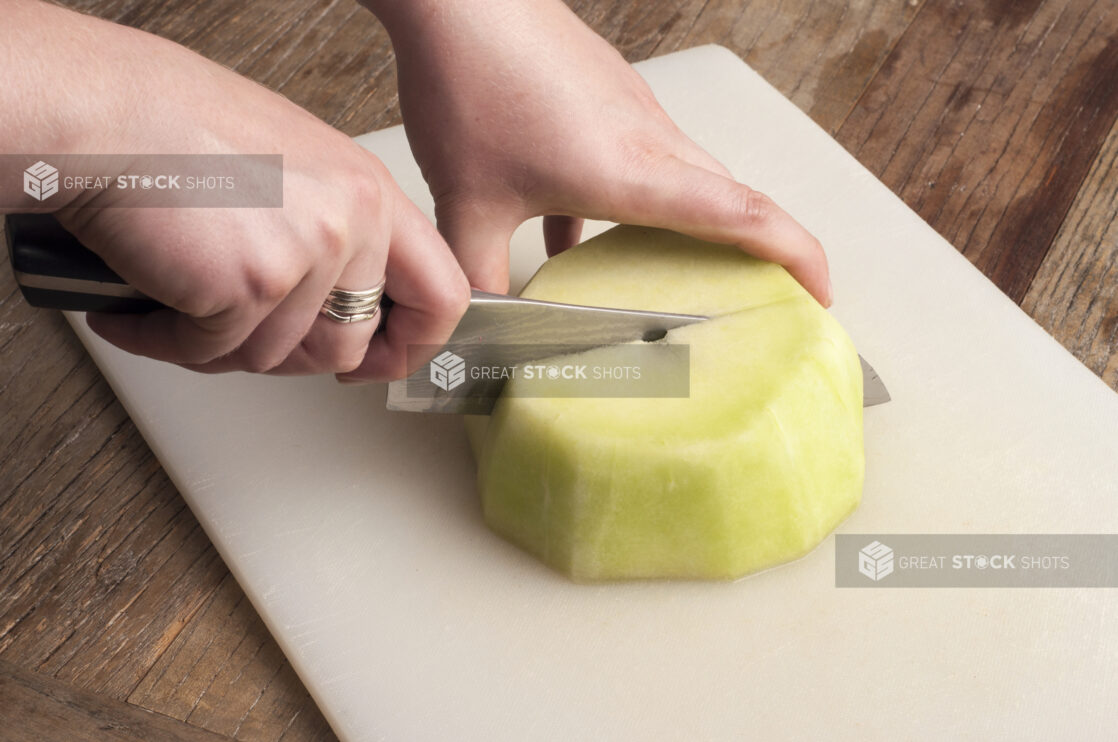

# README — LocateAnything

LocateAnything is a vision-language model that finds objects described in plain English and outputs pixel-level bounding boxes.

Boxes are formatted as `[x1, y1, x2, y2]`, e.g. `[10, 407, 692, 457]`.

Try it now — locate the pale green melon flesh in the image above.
[467, 226, 864, 581]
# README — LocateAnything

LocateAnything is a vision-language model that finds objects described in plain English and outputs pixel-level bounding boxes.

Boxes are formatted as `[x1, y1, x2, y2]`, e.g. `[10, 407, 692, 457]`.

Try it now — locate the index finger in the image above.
[606, 156, 832, 306]
[336, 198, 470, 382]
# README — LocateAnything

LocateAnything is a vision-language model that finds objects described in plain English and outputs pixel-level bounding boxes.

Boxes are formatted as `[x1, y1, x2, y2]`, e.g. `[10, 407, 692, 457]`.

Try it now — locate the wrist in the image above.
[0, 2, 248, 212]
[0, 2, 159, 157]
[359, 0, 535, 44]
[358, 0, 442, 43]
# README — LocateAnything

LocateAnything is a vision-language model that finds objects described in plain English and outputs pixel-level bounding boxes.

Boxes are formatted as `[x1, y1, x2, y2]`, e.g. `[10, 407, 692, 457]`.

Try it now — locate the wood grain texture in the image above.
[1022, 117, 1118, 390]
[0, 269, 332, 740]
[835, 0, 1118, 304]
[0, 658, 233, 742]
[127, 573, 335, 741]
[2, 0, 1116, 740]
[567, 0, 925, 133]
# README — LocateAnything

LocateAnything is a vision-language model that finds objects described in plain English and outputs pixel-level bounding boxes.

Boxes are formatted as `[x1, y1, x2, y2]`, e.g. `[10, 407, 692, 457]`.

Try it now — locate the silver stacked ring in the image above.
[319, 279, 386, 324]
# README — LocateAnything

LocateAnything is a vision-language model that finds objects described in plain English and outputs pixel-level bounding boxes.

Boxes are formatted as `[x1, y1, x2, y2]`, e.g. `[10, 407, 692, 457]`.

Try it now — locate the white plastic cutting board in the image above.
[65, 46, 1118, 741]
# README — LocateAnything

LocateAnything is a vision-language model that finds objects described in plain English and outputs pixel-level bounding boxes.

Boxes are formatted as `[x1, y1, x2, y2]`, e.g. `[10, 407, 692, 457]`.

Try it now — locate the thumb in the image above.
[434, 197, 520, 294]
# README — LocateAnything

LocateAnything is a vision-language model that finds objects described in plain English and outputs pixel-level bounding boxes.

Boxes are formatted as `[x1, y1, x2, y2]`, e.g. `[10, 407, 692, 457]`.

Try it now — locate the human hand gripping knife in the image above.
[4, 213, 890, 412]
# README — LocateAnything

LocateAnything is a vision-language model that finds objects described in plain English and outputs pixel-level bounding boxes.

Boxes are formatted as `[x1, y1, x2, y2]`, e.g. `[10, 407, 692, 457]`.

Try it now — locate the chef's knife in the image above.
[4, 213, 891, 412]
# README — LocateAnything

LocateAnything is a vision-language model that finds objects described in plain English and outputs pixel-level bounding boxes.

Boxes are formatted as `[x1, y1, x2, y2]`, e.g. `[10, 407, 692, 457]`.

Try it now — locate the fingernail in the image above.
[337, 376, 370, 385]
[826, 278, 834, 307]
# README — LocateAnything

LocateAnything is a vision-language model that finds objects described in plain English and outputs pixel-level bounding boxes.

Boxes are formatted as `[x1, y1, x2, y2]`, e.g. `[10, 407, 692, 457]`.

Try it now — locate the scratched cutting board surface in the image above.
[65, 46, 1118, 741]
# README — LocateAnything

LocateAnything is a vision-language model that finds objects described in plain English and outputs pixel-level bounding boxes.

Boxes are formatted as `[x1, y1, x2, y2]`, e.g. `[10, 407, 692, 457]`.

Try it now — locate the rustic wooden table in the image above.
[2, 0, 1116, 739]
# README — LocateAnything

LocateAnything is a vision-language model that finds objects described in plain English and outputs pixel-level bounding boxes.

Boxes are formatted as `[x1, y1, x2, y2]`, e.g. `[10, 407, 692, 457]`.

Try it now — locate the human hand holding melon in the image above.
[359, 0, 862, 581]
[364, 0, 832, 305]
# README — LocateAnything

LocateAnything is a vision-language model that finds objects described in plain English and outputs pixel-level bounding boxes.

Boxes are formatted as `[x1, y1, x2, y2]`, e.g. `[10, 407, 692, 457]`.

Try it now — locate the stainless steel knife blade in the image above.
[3, 214, 890, 412]
[386, 290, 890, 414]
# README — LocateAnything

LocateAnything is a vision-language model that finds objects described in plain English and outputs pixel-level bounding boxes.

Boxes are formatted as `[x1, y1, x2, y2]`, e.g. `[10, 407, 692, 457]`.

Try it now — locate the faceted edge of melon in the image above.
[465, 320, 865, 582]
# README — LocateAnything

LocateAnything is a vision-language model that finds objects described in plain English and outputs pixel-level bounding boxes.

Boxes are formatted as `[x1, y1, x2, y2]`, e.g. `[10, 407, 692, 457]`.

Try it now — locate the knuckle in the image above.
[315, 212, 349, 265]
[732, 187, 774, 229]
[317, 169, 384, 265]
[299, 333, 367, 375]
[324, 341, 368, 374]
[349, 165, 385, 208]
[242, 260, 298, 308]
[789, 231, 826, 274]
[180, 311, 244, 365]
[174, 291, 224, 319]
[430, 269, 472, 320]
[808, 234, 825, 259]
[240, 345, 287, 374]
[164, 266, 229, 319]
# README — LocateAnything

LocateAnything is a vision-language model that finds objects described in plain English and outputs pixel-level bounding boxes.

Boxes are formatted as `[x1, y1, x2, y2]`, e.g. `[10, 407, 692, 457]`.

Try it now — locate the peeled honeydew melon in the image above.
[466, 225, 864, 581]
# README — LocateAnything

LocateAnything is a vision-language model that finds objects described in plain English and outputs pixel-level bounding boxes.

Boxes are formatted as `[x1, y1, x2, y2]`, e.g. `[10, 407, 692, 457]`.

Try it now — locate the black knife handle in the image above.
[4, 213, 397, 321]
[4, 213, 164, 313]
